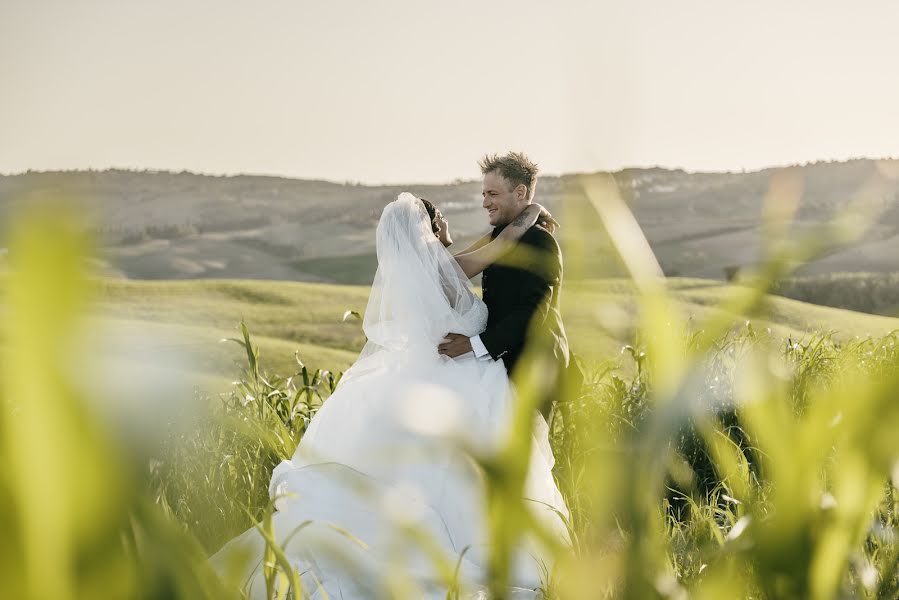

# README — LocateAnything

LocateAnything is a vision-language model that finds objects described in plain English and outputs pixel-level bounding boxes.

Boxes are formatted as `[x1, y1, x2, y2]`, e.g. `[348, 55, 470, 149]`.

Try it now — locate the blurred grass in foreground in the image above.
[1, 170, 898, 599]
[0, 201, 229, 599]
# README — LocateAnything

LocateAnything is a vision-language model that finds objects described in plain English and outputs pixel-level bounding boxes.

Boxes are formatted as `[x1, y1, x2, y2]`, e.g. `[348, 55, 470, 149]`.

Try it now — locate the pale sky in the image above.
[2, 0, 899, 184]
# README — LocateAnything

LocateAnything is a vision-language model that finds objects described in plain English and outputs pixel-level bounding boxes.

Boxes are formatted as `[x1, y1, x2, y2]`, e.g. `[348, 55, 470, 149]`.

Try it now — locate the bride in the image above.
[210, 192, 571, 599]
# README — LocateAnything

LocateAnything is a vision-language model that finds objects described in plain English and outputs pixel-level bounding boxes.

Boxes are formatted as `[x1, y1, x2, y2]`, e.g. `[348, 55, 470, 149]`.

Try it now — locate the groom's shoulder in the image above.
[522, 224, 561, 255]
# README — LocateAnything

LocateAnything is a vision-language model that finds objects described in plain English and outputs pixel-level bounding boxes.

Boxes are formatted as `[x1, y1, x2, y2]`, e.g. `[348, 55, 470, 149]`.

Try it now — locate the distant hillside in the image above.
[1, 159, 897, 284]
[774, 272, 899, 318]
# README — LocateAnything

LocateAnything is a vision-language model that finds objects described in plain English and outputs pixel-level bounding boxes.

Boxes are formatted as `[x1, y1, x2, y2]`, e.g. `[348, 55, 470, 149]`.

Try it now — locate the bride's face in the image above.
[433, 206, 453, 247]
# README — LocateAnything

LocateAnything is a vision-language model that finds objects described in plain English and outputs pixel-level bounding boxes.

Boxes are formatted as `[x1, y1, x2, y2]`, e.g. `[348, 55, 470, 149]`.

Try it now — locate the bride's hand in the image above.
[532, 204, 560, 233]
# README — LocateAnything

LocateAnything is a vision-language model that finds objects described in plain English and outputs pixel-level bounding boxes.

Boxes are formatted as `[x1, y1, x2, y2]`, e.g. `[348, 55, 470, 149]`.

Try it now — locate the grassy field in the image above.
[6, 274, 893, 394]
[7, 268, 896, 395]
[89, 277, 369, 376]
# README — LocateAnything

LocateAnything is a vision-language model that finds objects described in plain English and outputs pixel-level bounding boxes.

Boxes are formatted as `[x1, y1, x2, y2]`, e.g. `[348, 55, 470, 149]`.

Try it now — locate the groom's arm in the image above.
[477, 228, 561, 363]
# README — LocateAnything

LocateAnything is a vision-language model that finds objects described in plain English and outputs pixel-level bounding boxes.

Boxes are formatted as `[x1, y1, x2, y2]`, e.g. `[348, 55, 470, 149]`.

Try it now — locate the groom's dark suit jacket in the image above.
[479, 223, 570, 380]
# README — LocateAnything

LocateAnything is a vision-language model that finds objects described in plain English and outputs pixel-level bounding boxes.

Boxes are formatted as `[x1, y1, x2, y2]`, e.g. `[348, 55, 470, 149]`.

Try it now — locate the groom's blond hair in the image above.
[479, 152, 539, 201]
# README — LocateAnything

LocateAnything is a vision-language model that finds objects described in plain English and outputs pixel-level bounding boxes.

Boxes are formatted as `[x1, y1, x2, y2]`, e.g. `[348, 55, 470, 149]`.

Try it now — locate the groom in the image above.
[438, 152, 572, 420]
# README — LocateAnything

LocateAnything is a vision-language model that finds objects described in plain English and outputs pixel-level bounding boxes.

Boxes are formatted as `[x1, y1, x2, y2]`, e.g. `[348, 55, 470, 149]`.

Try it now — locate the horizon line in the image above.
[2, 155, 897, 187]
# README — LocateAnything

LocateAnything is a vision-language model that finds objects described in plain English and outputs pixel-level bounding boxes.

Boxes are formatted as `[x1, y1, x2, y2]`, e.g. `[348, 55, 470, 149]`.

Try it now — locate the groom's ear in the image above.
[514, 183, 528, 201]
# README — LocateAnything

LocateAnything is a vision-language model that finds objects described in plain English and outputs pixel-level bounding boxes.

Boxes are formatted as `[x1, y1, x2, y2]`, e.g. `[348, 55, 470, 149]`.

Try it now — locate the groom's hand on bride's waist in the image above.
[438, 333, 473, 358]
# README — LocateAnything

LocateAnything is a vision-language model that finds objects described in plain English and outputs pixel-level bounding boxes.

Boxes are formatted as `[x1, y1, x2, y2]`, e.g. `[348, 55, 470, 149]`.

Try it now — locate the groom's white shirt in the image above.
[470, 334, 491, 360]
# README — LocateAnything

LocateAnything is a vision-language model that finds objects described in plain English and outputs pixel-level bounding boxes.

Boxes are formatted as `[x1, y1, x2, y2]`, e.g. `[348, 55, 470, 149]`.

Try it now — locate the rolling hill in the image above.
[1, 159, 898, 286]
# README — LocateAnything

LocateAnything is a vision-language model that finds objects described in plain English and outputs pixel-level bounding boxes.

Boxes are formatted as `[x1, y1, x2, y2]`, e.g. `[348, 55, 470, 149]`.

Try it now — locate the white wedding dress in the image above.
[210, 193, 570, 599]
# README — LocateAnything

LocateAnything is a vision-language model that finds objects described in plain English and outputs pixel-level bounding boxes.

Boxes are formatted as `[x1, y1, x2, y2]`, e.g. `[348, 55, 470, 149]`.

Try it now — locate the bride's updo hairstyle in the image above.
[419, 198, 441, 235]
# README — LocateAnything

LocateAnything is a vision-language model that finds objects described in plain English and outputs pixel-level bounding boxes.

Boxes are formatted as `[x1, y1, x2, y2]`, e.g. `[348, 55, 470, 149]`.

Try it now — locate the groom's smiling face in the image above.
[482, 171, 528, 227]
